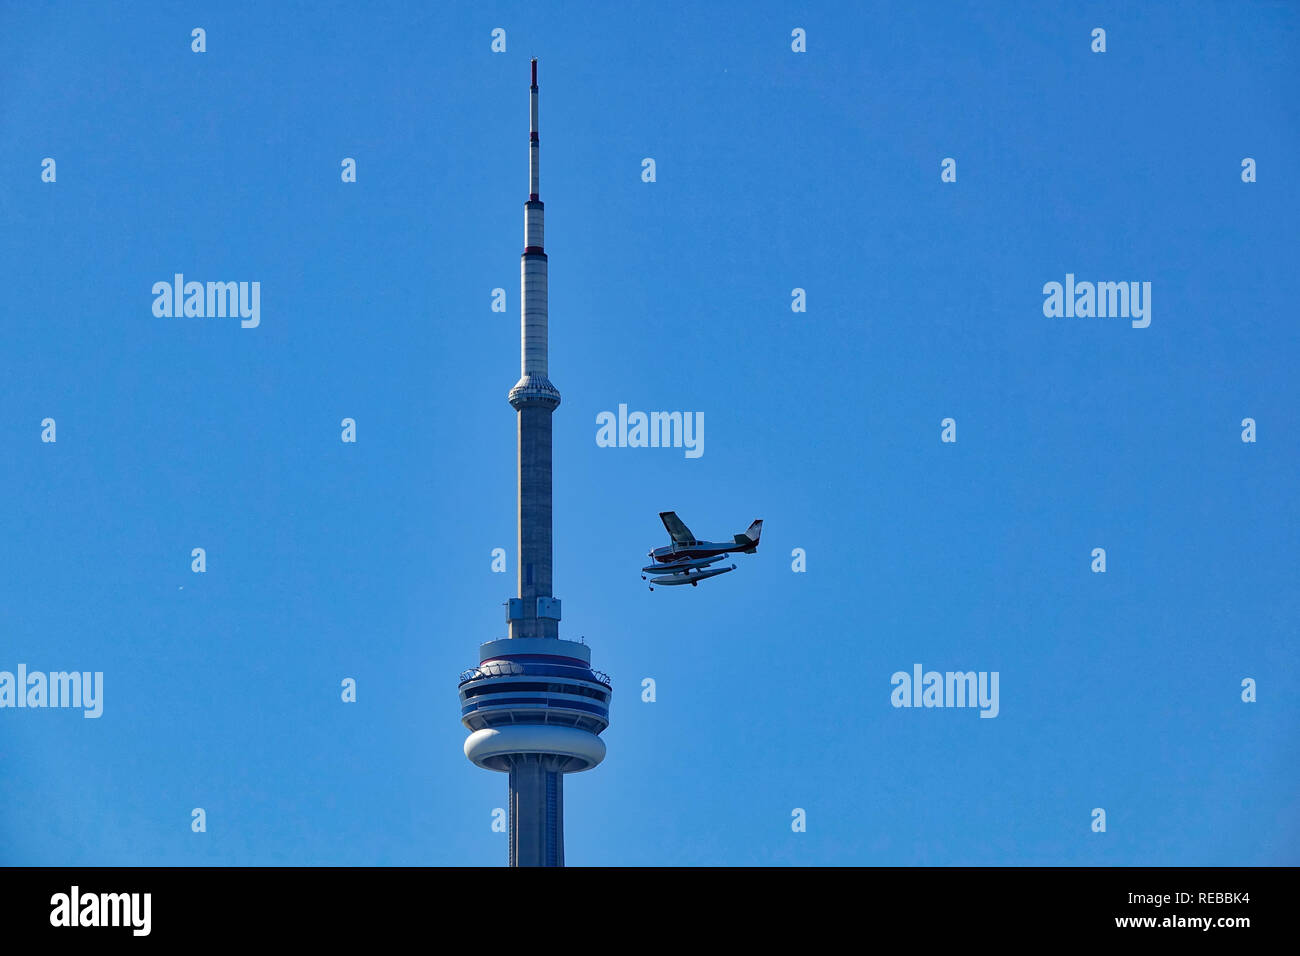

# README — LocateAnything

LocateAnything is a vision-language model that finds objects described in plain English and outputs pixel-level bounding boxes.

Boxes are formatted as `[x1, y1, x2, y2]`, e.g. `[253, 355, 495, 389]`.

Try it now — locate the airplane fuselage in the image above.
[641, 554, 725, 574]
[650, 539, 750, 563]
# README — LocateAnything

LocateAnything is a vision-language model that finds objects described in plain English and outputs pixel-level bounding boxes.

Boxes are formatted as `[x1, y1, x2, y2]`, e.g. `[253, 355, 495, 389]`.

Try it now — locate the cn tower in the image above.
[458, 59, 611, 867]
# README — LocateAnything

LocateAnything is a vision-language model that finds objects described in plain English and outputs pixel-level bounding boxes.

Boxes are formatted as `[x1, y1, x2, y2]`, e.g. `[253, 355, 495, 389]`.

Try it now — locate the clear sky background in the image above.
[1, 1, 1296, 866]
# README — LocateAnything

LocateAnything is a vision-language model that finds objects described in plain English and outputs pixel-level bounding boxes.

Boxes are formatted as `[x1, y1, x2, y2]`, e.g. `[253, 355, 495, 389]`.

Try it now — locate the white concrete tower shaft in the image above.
[508, 57, 561, 640]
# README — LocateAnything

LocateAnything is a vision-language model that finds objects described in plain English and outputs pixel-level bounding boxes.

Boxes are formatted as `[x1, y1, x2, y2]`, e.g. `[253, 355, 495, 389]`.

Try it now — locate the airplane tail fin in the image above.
[734, 519, 763, 551]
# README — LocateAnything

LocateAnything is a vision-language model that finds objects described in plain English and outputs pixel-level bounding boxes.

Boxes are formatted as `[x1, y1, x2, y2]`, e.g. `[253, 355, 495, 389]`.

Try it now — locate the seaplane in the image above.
[642, 511, 762, 590]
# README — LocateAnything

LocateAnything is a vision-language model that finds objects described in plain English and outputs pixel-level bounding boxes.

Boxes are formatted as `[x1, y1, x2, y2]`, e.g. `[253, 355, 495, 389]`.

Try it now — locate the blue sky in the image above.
[1, 0, 1295, 865]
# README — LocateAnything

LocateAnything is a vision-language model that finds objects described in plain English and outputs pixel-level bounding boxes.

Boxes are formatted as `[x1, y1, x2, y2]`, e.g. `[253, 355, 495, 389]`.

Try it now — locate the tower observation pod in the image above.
[458, 59, 611, 868]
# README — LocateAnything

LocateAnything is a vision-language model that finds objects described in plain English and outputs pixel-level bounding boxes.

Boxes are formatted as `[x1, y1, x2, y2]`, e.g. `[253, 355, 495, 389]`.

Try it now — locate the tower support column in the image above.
[508, 756, 565, 867]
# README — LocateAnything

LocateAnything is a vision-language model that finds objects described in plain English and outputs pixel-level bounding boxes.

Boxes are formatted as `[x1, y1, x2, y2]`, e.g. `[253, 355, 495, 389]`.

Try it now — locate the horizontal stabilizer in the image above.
[735, 519, 763, 550]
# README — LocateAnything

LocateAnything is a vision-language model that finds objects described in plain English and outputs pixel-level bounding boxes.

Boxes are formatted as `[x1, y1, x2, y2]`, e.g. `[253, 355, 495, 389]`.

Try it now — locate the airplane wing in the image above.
[659, 511, 695, 545]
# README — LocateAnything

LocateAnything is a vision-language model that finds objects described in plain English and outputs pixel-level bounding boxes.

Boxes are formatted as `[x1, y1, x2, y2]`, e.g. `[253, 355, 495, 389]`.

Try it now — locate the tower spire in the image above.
[529, 58, 539, 201]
